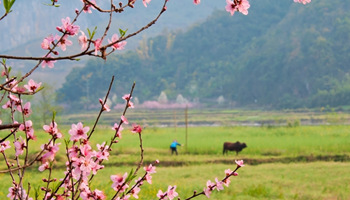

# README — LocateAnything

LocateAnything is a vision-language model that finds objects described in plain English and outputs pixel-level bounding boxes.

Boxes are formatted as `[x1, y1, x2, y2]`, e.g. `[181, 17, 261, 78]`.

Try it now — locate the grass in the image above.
[1, 123, 350, 199]
[108, 125, 350, 158]
[59, 108, 350, 126]
[21, 124, 350, 158]
[0, 162, 349, 199]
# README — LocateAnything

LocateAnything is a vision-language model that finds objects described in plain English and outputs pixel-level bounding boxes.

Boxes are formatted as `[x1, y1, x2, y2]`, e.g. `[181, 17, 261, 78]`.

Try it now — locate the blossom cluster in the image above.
[0, 78, 245, 199]
[294, 0, 312, 4]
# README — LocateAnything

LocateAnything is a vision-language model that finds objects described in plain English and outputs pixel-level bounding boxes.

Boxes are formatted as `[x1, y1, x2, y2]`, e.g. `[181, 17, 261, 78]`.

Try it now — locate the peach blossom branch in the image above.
[87, 75, 114, 140]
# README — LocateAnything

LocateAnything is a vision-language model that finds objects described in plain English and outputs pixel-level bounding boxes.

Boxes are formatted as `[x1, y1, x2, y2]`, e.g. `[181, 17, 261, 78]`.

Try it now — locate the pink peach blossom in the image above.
[8, 94, 21, 111]
[79, 31, 88, 50]
[166, 185, 178, 200]
[19, 102, 32, 117]
[128, 101, 134, 108]
[91, 189, 106, 200]
[9, 94, 19, 102]
[41, 54, 57, 68]
[116, 194, 130, 200]
[41, 142, 60, 162]
[131, 124, 142, 134]
[68, 122, 90, 141]
[112, 123, 124, 138]
[294, 0, 311, 4]
[38, 161, 49, 171]
[142, 0, 151, 7]
[237, 0, 250, 15]
[121, 115, 129, 124]
[194, 0, 200, 5]
[2, 100, 11, 109]
[145, 173, 153, 184]
[108, 34, 127, 50]
[0, 140, 11, 152]
[122, 94, 131, 101]
[225, 0, 250, 16]
[130, 186, 141, 199]
[225, 0, 236, 16]
[59, 17, 80, 35]
[57, 35, 73, 51]
[24, 79, 42, 92]
[235, 159, 244, 167]
[111, 173, 129, 192]
[94, 38, 102, 55]
[204, 180, 215, 198]
[7, 186, 30, 200]
[41, 35, 55, 50]
[99, 98, 110, 112]
[6, 78, 18, 92]
[82, 0, 96, 13]
[144, 163, 156, 174]
[156, 189, 166, 199]
[96, 142, 110, 161]
[14, 136, 26, 156]
[215, 178, 224, 191]
[43, 121, 62, 139]
[19, 120, 35, 140]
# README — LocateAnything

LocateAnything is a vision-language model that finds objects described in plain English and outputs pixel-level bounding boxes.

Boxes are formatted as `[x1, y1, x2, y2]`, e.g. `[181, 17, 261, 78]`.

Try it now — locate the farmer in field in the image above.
[170, 140, 182, 155]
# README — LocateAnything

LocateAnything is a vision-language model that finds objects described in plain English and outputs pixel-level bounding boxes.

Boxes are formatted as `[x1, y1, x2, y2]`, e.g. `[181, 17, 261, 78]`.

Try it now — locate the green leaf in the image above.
[3, 0, 9, 12]
[50, 182, 61, 195]
[34, 185, 40, 199]
[119, 28, 128, 37]
[3, 0, 16, 13]
[87, 28, 92, 38]
[125, 169, 137, 183]
[42, 3, 59, 7]
[52, 111, 56, 122]
[35, 86, 44, 93]
[87, 27, 97, 39]
[64, 139, 71, 147]
[8, 0, 15, 9]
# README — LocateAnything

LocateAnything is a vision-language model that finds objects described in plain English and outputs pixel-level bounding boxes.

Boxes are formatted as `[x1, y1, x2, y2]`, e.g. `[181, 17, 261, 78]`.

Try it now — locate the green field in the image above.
[0, 123, 350, 199]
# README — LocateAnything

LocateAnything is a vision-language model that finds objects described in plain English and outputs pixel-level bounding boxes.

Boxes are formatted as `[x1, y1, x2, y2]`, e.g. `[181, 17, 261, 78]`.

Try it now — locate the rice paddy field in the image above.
[1, 109, 350, 199]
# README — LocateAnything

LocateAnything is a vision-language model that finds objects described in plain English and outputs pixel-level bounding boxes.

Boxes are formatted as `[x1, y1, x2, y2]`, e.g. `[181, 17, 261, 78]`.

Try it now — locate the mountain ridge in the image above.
[58, 0, 350, 110]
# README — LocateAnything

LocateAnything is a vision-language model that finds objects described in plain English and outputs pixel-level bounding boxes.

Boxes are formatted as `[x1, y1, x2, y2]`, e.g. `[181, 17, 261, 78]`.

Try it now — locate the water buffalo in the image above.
[223, 141, 247, 155]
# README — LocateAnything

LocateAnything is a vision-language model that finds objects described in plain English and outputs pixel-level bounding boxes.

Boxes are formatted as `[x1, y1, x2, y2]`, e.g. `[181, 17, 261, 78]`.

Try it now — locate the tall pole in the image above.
[185, 105, 188, 153]
[173, 110, 177, 132]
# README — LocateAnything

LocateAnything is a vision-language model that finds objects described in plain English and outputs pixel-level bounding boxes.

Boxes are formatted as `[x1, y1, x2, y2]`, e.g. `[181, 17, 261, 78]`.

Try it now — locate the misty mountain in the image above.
[58, 0, 350, 110]
[0, 0, 222, 53]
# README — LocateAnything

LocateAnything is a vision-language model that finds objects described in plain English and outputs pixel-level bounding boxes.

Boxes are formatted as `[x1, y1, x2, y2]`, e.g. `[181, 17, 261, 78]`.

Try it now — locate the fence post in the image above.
[185, 105, 188, 153]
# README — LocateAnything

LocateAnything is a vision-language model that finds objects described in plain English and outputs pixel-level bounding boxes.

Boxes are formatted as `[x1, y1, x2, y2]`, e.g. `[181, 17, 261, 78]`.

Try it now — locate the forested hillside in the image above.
[58, 0, 350, 110]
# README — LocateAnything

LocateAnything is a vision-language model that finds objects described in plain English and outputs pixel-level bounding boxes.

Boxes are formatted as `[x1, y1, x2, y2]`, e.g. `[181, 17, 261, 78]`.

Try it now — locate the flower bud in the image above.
[56, 26, 63, 32]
